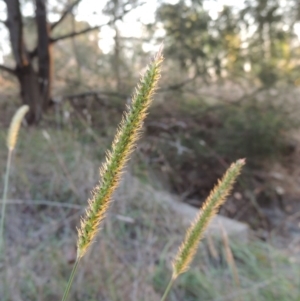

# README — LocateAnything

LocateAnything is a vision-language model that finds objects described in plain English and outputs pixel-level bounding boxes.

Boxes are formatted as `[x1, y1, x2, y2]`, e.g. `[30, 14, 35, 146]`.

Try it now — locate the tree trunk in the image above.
[16, 65, 42, 124]
[4, 0, 52, 124]
[114, 25, 122, 91]
[36, 0, 52, 110]
[3, 0, 104, 124]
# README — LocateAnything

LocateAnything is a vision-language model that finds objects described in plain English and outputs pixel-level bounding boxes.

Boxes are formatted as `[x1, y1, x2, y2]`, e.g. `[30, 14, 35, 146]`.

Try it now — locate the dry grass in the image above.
[0, 127, 299, 300]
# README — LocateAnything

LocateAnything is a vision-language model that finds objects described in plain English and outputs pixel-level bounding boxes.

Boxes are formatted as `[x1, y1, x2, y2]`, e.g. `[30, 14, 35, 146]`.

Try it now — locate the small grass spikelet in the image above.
[7, 105, 29, 151]
[172, 159, 245, 279]
[1, 105, 29, 255]
[77, 47, 163, 259]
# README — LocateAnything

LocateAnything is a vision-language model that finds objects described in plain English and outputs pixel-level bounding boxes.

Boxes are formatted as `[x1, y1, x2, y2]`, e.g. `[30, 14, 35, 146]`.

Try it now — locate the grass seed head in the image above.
[77, 48, 163, 259]
[7, 105, 29, 151]
[172, 159, 245, 278]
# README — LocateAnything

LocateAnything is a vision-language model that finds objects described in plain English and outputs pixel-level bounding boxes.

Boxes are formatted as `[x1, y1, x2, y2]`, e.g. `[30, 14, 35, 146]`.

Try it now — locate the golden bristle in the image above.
[7, 105, 29, 151]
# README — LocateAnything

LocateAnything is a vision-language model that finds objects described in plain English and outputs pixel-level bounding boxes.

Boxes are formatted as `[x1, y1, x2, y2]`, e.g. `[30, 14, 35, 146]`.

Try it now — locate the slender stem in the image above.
[0, 150, 13, 255]
[61, 258, 80, 301]
[160, 277, 175, 301]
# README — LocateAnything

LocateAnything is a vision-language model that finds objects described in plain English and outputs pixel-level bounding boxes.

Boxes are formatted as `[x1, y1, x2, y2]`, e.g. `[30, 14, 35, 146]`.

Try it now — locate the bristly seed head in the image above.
[7, 105, 29, 151]
[77, 48, 163, 259]
[172, 159, 245, 279]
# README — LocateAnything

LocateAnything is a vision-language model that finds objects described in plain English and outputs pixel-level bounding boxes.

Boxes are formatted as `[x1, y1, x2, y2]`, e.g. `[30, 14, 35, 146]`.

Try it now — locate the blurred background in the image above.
[0, 0, 300, 300]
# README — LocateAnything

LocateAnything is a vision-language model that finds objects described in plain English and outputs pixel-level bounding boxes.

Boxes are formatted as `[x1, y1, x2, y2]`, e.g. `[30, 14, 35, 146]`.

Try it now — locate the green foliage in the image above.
[156, 1, 220, 77]
[215, 100, 293, 163]
[142, 92, 298, 205]
[155, 0, 300, 85]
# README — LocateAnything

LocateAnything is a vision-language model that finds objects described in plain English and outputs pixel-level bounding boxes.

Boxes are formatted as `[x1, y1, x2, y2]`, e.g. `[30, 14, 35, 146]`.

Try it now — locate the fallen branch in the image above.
[0, 64, 16, 75]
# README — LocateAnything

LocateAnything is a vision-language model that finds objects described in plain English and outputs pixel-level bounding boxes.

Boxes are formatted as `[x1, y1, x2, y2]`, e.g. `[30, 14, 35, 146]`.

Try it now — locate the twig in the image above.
[51, 12, 129, 44]
[0, 64, 16, 76]
[51, 0, 82, 31]
[0, 20, 7, 26]
[63, 90, 128, 101]
[0, 199, 82, 209]
[50, 25, 102, 43]
[0, 199, 135, 223]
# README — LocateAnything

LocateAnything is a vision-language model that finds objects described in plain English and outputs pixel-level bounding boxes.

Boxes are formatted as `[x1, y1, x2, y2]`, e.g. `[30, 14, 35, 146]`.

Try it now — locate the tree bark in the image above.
[16, 65, 42, 124]
[36, 0, 52, 110]
[114, 25, 122, 91]
[4, 0, 43, 124]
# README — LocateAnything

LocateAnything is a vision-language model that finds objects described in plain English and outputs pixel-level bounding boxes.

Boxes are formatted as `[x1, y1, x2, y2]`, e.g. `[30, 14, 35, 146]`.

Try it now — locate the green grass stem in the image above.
[160, 277, 175, 301]
[0, 149, 12, 255]
[0, 105, 29, 256]
[61, 258, 80, 301]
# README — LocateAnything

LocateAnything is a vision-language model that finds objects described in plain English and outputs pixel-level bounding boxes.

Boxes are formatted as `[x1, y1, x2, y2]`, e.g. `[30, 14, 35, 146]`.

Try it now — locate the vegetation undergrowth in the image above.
[0, 126, 299, 300]
[0, 49, 299, 301]
[141, 91, 299, 229]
